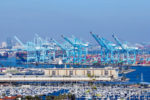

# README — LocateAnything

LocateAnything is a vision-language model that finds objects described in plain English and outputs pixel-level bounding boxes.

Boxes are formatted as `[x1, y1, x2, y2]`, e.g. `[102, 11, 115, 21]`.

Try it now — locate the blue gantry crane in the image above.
[12, 32, 140, 65]
[61, 35, 88, 64]
[52, 38, 74, 63]
[14, 34, 55, 64]
[112, 34, 138, 64]
[91, 32, 123, 64]
[90, 32, 111, 64]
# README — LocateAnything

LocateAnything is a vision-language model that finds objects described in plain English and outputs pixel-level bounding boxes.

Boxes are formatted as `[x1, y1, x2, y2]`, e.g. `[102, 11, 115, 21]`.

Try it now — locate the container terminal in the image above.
[0, 32, 150, 99]
[0, 32, 149, 82]
[0, 32, 150, 65]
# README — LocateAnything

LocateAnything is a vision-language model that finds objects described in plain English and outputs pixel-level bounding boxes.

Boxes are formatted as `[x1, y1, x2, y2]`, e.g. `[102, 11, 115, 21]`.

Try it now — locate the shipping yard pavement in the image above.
[0, 83, 150, 100]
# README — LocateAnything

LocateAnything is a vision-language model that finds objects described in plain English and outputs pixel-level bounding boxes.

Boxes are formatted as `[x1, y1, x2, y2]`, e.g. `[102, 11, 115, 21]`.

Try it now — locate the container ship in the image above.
[0, 52, 8, 59]
[16, 51, 27, 63]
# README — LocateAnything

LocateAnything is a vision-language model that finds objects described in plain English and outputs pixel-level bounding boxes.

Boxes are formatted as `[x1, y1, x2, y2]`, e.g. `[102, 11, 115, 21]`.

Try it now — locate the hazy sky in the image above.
[0, 0, 150, 44]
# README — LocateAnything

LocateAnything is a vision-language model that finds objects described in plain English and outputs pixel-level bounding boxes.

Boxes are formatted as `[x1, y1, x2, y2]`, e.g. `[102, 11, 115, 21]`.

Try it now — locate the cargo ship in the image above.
[16, 51, 27, 63]
[0, 52, 8, 59]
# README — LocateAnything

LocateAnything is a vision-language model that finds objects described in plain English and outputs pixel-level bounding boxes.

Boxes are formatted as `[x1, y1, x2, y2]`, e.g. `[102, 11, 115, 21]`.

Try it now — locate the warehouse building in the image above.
[44, 67, 119, 81]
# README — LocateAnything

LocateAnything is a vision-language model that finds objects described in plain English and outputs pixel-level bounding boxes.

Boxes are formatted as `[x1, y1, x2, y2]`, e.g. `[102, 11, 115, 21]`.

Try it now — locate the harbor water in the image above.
[0, 58, 150, 83]
[126, 66, 150, 83]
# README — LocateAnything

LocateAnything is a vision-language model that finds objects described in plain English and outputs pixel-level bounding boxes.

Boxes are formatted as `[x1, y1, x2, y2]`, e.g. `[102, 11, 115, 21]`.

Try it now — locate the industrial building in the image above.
[44, 67, 119, 81]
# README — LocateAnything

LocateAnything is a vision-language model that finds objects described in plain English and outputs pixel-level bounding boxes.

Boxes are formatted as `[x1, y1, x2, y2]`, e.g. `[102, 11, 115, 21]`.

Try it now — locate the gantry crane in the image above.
[112, 34, 138, 64]
[61, 35, 88, 64]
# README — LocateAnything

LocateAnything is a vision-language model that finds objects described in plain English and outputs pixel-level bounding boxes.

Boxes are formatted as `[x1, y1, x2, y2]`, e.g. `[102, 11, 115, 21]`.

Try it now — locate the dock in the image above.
[121, 69, 136, 74]
[0, 75, 113, 82]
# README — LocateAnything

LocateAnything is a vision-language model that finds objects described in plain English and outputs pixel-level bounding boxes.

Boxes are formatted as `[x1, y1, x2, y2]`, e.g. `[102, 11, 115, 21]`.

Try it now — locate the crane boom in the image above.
[14, 36, 25, 47]
[99, 36, 111, 50]
[52, 38, 66, 51]
[90, 32, 105, 48]
[61, 35, 75, 46]
[112, 34, 125, 50]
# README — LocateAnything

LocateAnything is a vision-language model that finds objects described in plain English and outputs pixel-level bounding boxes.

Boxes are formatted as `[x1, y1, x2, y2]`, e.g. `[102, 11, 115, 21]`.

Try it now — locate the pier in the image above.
[0, 76, 112, 82]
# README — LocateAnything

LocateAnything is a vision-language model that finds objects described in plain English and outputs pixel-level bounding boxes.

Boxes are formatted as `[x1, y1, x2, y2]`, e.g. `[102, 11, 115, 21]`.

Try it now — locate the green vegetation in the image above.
[7, 69, 19, 74]
[92, 86, 97, 90]
[87, 73, 94, 78]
